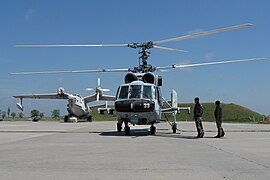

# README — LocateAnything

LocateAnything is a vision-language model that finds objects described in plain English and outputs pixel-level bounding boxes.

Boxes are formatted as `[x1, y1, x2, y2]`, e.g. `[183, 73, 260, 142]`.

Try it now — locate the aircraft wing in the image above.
[84, 94, 115, 103]
[13, 93, 69, 100]
[99, 95, 115, 101]
[83, 94, 97, 103]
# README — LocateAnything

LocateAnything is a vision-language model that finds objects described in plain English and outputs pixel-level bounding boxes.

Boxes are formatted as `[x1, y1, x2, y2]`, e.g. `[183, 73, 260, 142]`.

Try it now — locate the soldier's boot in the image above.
[221, 128, 225, 137]
[199, 129, 204, 138]
[195, 127, 200, 138]
[214, 128, 221, 138]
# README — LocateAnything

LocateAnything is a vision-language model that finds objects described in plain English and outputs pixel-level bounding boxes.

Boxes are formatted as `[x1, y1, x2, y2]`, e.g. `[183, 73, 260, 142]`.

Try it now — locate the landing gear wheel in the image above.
[172, 123, 177, 133]
[117, 123, 122, 132]
[150, 125, 156, 135]
[87, 116, 92, 122]
[64, 115, 69, 123]
[124, 121, 130, 135]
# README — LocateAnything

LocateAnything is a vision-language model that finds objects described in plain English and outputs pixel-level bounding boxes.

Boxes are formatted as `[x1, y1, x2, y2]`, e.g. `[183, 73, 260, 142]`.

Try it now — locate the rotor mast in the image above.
[128, 41, 156, 73]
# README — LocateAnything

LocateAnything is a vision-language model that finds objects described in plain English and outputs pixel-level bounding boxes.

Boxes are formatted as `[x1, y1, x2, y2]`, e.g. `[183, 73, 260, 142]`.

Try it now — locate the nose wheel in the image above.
[124, 121, 130, 135]
[172, 123, 177, 133]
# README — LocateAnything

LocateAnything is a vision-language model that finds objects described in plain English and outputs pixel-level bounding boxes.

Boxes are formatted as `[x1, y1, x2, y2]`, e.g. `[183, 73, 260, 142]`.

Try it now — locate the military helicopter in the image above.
[12, 23, 267, 135]
[14, 79, 114, 122]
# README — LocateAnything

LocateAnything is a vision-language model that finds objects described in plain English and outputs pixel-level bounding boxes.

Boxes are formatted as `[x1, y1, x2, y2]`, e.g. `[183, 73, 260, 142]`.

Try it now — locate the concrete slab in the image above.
[0, 121, 269, 180]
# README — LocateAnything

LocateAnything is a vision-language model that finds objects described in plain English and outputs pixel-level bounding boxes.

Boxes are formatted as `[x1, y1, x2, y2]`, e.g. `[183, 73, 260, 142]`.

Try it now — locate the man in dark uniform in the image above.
[214, 100, 225, 138]
[193, 97, 204, 138]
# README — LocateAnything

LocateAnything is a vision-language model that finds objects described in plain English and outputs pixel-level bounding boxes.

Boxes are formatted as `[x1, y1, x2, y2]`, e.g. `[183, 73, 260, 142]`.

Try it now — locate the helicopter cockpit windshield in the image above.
[142, 85, 152, 99]
[130, 85, 141, 99]
[117, 84, 153, 100]
[118, 85, 129, 99]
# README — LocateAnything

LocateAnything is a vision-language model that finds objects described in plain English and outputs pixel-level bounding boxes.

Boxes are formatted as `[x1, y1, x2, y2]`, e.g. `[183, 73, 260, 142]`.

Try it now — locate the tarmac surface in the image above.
[0, 121, 269, 180]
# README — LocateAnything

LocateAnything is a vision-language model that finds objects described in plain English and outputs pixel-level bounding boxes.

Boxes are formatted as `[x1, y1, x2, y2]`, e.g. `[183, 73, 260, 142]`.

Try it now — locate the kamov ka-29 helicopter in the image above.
[13, 23, 268, 135]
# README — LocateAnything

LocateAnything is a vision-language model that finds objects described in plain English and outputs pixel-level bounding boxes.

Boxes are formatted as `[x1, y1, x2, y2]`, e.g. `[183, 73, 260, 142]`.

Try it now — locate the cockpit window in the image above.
[143, 85, 152, 99]
[129, 85, 141, 99]
[118, 86, 129, 99]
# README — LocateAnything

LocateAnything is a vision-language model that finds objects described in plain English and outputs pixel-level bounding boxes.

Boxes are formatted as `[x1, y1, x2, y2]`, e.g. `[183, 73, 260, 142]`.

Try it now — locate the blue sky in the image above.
[0, 0, 269, 116]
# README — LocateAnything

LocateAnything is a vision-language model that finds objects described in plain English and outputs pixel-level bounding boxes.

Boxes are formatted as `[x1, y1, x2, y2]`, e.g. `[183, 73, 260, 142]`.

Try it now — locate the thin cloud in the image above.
[24, 8, 35, 20]
[204, 52, 216, 60]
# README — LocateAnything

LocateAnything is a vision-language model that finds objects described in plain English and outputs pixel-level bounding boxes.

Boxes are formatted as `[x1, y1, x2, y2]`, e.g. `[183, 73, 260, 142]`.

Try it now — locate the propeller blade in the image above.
[11, 68, 130, 75]
[96, 91, 100, 102]
[153, 45, 187, 52]
[154, 23, 253, 45]
[97, 78, 100, 87]
[86, 88, 94, 91]
[100, 88, 110, 92]
[14, 44, 129, 48]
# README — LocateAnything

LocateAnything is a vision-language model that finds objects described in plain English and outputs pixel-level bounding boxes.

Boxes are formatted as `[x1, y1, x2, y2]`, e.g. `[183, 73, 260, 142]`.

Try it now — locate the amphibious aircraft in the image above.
[12, 23, 268, 134]
[14, 79, 114, 122]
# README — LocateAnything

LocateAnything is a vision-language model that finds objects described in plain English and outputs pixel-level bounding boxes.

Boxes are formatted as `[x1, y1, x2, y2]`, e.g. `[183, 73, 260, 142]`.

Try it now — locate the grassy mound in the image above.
[177, 103, 263, 123]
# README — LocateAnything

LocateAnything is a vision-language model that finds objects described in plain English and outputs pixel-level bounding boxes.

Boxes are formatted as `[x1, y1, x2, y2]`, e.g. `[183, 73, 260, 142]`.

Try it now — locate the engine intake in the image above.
[125, 73, 137, 83]
[142, 73, 162, 86]
[142, 73, 155, 84]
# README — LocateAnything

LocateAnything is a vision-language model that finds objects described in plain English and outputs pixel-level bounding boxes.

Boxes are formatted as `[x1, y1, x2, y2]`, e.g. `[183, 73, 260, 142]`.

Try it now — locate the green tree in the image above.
[30, 109, 40, 118]
[11, 112, 16, 119]
[1, 111, 6, 119]
[51, 109, 60, 118]
[18, 112, 24, 118]
[40, 112, 45, 119]
[7, 107, 10, 118]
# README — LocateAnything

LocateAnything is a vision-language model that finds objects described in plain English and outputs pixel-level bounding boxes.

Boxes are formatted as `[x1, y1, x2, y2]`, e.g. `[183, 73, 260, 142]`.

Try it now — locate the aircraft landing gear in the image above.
[150, 125, 156, 135]
[124, 121, 130, 135]
[64, 115, 69, 123]
[172, 122, 177, 133]
[87, 115, 92, 122]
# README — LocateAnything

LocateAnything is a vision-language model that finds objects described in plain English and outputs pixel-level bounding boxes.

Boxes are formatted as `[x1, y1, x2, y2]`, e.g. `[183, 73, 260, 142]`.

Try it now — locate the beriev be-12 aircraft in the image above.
[12, 23, 268, 135]
[14, 79, 114, 122]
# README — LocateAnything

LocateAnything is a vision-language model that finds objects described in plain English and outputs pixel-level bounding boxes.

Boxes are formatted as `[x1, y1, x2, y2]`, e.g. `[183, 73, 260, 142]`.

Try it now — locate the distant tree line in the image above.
[0, 107, 61, 120]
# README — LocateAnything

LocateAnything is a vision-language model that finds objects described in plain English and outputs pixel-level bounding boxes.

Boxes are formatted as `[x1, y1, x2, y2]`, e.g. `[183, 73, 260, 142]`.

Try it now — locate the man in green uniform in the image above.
[214, 100, 225, 138]
[193, 97, 204, 138]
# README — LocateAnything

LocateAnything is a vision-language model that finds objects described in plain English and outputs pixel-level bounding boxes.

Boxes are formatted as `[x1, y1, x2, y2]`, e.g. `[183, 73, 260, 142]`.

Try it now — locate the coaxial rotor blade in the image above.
[154, 23, 253, 45]
[156, 58, 267, 70]
[10, 68, 130, 75]
[153, 45, 188, 52]
[14, 44, 129, 48]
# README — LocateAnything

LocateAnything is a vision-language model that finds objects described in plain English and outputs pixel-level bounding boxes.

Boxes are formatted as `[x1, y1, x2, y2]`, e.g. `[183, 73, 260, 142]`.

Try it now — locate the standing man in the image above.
[193, 97, 204, 138]
[214, 100, 225, 138]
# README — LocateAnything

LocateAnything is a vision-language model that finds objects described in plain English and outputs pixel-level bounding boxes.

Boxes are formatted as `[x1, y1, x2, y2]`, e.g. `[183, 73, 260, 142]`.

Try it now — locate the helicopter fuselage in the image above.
[115, 80, 163, 125]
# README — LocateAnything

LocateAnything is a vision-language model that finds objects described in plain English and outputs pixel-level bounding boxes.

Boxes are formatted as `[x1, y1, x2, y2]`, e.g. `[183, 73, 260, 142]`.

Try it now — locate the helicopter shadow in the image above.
[98, 129, 197, 139]
[99, 128, 151, 137]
